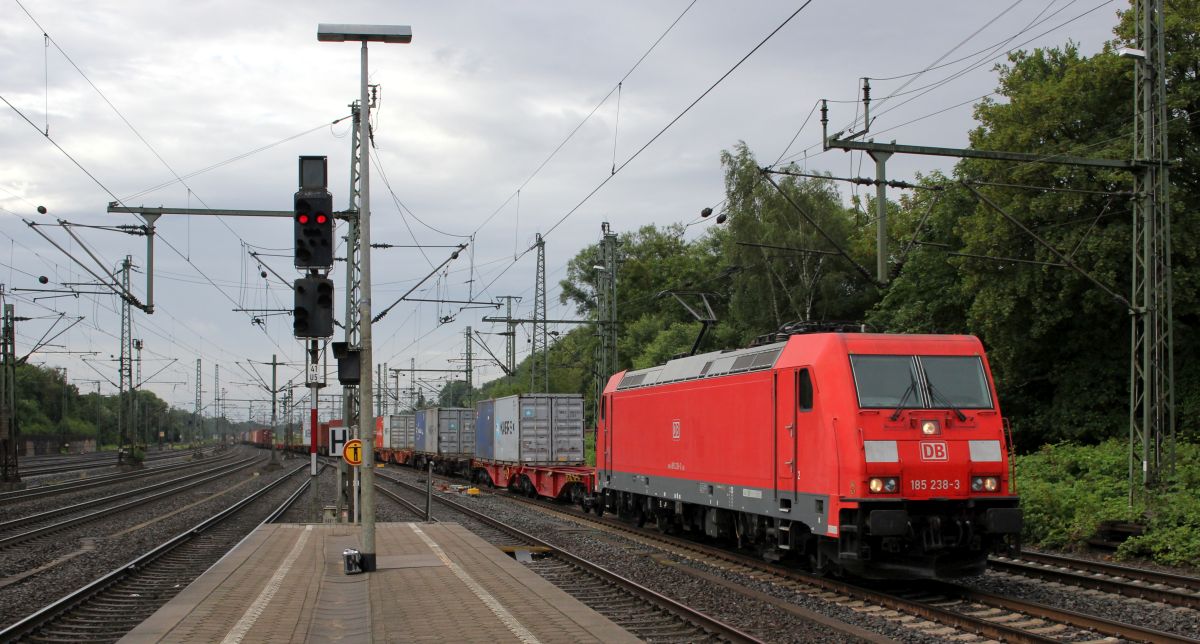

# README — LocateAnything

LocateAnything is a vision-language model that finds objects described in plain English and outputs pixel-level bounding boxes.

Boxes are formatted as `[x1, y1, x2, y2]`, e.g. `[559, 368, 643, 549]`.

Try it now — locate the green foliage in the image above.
[1017, 440, 1200, 567]
[8, 362, 218, 448]
[437, 380, 473, 408]
[1116, 442, 1200, 566]
[126, 444, 146, 465]
[1015, 440, 1137, 549]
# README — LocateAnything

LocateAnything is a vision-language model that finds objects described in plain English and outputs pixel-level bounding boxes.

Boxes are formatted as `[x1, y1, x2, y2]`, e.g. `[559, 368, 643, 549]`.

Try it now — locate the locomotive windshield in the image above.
[849, 356, 921, 408]
[850, 355, 993, 410]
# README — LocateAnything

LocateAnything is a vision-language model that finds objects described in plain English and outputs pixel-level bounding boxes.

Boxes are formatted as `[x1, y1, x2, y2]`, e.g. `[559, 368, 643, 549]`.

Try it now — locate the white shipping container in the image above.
[491, 394, 583, 465]
[493, 396, 520, 462]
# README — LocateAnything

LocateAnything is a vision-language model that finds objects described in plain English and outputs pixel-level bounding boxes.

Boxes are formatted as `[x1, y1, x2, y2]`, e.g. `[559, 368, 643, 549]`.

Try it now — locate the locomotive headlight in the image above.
[869, 477, 898, 494]
[921, 420, 940, 435]
[972, 476, 1000, 492]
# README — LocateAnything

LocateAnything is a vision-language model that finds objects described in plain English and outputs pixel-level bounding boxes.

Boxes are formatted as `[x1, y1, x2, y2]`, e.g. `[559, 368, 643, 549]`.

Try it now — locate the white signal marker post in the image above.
[310, 384, 319, 476]
[307, 342, 325, 523]
[318, 22, 412, 573]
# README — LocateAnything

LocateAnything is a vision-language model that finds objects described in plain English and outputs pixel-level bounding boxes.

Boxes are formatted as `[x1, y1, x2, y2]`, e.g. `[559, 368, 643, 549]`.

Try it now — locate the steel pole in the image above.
[425, 461, 433, 522]
[357, 39, 377, 572]
[270, 354, 279, 465]
[868, 149, 892, 283]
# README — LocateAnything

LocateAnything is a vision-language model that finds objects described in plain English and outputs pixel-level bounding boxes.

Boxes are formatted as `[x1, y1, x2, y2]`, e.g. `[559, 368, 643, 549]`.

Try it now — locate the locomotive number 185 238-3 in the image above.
[909, 479, 961, 491]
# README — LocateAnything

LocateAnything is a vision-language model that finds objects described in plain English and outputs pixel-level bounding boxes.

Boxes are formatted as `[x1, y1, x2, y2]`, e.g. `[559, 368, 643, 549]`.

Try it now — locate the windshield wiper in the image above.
[927, 382, 967, 421]
[889, 381, 917, 421]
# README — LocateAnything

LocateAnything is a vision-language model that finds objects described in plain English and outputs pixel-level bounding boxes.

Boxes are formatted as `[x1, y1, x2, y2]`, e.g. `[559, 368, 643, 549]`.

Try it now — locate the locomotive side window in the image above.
[798, 369, 813, 411]
[850, 355, 923, 408]
[921, 356, 992, 408]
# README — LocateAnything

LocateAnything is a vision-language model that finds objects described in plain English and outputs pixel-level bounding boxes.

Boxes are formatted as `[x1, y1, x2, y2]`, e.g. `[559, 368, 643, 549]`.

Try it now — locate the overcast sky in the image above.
[0, 0, 1125, 422]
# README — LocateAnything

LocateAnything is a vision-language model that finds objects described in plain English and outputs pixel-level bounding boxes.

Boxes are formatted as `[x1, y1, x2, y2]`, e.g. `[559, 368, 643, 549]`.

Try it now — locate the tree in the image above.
[437, 380, 472, 408]
[719, 143, 878, 342]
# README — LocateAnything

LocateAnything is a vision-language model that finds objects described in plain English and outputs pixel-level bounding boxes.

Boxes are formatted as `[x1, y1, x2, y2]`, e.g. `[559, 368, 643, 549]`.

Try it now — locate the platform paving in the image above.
[120, 522, 639, 643]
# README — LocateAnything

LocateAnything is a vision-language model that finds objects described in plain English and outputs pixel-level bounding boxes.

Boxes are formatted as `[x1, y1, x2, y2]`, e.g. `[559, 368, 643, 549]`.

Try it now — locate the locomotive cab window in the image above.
[850, 355, 922, 408]
[850, 354, 994, 410]
[798, 369, 813, 411]
[921, 356, 992, 408]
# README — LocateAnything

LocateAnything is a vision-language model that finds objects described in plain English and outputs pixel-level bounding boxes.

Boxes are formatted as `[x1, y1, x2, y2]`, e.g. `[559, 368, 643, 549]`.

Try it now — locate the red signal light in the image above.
[316, 214, 328, 224]
[298, 214, 310, 224]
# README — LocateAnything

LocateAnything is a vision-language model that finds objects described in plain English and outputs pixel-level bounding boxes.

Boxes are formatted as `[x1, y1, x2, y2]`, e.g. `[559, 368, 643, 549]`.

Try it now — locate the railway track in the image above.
[989, 550, 1200, 610]
[486, 485, 1198, 644]
[19, 448, 211, 477]
[375, 469, 763, 644]
[0, 462, 314, 643]
[0, 456, 260, 551]
[0, 451, 236, 504]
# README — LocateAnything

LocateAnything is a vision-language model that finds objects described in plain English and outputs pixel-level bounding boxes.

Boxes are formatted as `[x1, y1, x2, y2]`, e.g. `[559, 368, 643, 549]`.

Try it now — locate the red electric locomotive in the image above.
[596, 330, 1022, 579]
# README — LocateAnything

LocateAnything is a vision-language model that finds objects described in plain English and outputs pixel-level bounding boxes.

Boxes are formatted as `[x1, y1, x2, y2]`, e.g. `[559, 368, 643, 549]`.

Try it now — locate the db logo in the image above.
[920, 441, 948, 461]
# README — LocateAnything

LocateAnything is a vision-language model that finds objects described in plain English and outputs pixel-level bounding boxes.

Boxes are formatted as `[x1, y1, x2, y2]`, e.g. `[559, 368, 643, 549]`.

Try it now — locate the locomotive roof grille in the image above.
[617, 343, 784, 390]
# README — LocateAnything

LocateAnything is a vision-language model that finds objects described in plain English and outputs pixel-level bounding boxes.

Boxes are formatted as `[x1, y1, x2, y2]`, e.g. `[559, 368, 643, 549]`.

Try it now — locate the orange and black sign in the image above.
[343, 438, 364, 466]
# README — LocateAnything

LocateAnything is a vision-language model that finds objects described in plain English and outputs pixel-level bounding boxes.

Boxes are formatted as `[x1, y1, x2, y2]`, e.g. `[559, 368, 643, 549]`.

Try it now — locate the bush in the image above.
[1015, 439, 1200, 567]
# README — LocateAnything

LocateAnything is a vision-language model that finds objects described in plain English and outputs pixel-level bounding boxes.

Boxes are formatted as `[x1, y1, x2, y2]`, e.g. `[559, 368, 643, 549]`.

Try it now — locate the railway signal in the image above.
[293, 275, 334, 338]
[294, 193, 334, 268]
[294, 156, 334, 269]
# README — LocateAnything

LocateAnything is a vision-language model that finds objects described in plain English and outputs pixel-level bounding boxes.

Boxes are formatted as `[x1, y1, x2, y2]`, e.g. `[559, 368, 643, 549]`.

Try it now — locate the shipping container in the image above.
[474, 400, 495, 461]
[437, 408, 475, 457]
[388, 413, 415, 450]
[370, 416, 385, 450]
[412, 407, 474, 456]
[550, 395, 585, 463]
[414, 410, 434, 453]
[319, 420, 345, 456]
[484, 394, 584, 465]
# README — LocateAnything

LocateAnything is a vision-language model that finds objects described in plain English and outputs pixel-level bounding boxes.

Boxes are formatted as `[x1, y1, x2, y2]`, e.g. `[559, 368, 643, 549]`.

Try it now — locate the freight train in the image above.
[596, 331, 1022, 579]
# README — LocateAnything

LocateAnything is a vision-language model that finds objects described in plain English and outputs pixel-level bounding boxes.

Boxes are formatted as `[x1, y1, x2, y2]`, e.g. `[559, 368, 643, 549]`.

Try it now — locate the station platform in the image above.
[120, 522, 639, 643]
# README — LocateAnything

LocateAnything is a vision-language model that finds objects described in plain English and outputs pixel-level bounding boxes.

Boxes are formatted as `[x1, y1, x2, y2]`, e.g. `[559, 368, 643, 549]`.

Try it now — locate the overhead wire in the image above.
[771, 0, 1118, 171]
[471, 1, 818, 315]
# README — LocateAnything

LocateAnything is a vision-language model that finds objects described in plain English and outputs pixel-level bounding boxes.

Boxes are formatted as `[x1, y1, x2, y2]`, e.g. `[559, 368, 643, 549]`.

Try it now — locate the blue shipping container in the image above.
[475, 400, 496, 460]
[414, 412, 427, 454]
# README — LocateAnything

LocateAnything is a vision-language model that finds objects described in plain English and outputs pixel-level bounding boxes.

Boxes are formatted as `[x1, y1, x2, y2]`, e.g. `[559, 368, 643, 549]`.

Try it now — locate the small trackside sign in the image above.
[329, 427, 349, 457]
[920, 441, 948, 461]
[343, 438, 364, 466]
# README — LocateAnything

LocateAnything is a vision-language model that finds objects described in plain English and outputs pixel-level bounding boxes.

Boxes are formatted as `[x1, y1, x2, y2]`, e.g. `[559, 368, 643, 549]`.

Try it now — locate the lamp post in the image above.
[318, 23, 412, 573]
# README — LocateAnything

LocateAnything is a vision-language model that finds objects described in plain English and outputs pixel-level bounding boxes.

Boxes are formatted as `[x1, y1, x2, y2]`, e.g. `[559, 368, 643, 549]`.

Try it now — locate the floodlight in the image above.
[317, 24, 412, 43]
